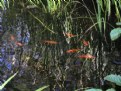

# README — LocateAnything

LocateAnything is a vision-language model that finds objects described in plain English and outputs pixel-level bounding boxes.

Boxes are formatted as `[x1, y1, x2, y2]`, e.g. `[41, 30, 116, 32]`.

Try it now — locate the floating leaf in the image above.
[78, 54, 95, 59]
[104, 74, 121, 86]
[85, 88, 102, 91]
[66, 48, 80, 53]
[35, 85, 49, 91]
[110, 28, 121, 41]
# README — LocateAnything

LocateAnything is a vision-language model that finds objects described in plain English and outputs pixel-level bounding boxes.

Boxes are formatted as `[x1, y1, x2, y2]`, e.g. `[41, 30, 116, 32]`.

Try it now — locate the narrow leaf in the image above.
[35, 85, 49, 91]
[0, 72, 18, 90]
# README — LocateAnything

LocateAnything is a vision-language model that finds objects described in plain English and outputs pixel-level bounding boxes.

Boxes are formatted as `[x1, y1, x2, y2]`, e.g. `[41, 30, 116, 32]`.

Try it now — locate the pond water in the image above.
[0, 12, 31, 90]
[1, 1, 121, 90]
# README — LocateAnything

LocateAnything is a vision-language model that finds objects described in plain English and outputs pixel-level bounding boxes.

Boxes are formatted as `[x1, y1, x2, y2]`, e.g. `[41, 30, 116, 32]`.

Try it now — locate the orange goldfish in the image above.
[10, 35, 15, 41]
[44, 40, 58, 44]
[78, 54, 95, 59]
[66, 48, 80, 53]
[16, 42, 23, 46]
[82, 39, 89, 46]
[64, 32, 76, 38]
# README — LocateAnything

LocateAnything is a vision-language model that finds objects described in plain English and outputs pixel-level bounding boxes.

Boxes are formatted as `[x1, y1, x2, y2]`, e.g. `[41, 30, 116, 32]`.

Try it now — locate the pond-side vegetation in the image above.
[0, 0, 121, 91]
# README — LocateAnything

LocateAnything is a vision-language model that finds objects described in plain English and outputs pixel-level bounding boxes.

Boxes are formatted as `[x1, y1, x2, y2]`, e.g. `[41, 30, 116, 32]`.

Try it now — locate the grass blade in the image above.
[0, 72, 18, 90]
[35, 85, 49, 91]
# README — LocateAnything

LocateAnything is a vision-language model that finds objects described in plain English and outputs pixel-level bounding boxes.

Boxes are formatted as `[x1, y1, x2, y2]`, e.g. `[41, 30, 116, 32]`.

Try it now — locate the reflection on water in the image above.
[0, 13, 30, 90]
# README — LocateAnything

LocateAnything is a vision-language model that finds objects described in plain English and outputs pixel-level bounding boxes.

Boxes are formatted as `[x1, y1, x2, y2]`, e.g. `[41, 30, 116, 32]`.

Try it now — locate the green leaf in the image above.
[85, 88, 102, 91]
[35, 85, 49, 91]
[0, 2, 4, 9]
[84, 88, 116, 91]
[106, 88, 116, 91]
[116, 22, 121, 26]
[0, 72, 18, 90]
[104, 74, 121, 86]
[110, 28, 121, 41]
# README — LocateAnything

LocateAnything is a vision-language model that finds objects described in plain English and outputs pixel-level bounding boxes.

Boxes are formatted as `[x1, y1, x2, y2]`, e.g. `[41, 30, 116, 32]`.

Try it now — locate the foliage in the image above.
[0, 72, 18, 90]
[0, 0, 121, 91]
[106, 88, 116, 91]
[0, 0, 6, 9]
[84, 74, 121, 91]
[35, 85, 49, 91]
[85, 88, 116, 91]
[104, 74, 121, 86]
[110, 28, 121, 41]
[116, 22, 121, 26]
[85, 88, 102, 91]
[96, 0, 121, 32]
[0, 0, 9, 10]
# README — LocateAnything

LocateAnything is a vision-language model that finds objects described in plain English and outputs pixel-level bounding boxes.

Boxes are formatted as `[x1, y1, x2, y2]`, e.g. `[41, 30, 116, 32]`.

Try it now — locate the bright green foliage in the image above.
[96, 0, 103, 32]
[116, 22, 121, 26]
[28, 0, 63, 14]
[0, 0, 9, 9]
[0, 0, 5, 9]
[0, 72, 18, 90]
[106, 88, 116, 91]
[96, 0, 121, 33]
[85, 88, 102, 91]
[104, 74, 121, 86]
[0, 2, 3, 9]
[35, 85, 49, 91]
[110, 28, 121, 41]
[85, 88, 116, 91]
[47, 0, 60, 14]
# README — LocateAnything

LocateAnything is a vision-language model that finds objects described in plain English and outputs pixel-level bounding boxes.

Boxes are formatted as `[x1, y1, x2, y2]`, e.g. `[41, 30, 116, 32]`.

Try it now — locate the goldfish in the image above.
[44, 40, 58, 44]
[66, 48, 80, 53]
[16, 42, 23, 46]
[78, 54, 95, 59]
[10, 35, 15, 41]
[64, 32, 76, 38]
[82, 39, 89, 46]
